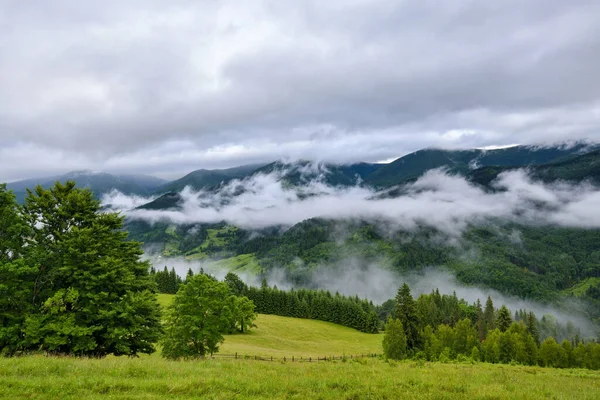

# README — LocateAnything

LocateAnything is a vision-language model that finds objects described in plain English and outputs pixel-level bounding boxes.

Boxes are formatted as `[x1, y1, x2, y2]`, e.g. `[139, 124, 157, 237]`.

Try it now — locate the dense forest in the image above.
[130, 218, 600, 328]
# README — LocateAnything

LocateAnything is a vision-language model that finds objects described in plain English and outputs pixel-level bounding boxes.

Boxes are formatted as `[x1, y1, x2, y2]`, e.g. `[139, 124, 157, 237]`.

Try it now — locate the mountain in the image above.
[468, 149, 600, 187]
[139, 161, 384, 211]
[365, 143, 598, 187]
[7, 171, 166, 202]
[157, 164, 266, 193]
[251, 160, 383, 187]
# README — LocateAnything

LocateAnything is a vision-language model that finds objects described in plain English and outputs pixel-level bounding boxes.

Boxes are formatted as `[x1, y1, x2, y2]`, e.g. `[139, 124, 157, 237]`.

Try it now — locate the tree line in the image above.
[383, 283, 600, 370]
[223, 274, 380, 333]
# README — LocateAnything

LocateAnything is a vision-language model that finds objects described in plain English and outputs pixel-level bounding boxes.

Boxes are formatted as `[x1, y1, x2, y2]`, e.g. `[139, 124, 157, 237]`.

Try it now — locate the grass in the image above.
[221, 314, 382, 358]
[564, 277, 600, 297]
[1, 356, 598, 399]
[201, 253, 263, 275]
[156, 294, 380, 358]
[12, 294, 590, 398]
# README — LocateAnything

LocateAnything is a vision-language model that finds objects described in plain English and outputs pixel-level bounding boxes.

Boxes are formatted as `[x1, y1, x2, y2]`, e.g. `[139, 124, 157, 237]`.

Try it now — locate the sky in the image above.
[1, 0, 600, 182]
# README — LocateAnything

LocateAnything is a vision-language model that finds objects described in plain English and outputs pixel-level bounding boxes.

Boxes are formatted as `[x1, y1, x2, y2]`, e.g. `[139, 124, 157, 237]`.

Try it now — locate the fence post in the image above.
[271, 356, 273, 361]
[235, 352, 237, 360]
[309, 357, 311, 362]
[292, 356, 294, 362]
[284, 356, 286, 362]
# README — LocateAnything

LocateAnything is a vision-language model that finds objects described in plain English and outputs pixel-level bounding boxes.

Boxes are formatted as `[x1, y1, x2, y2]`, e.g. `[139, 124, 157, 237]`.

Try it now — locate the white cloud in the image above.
[105, 166, 600, 234]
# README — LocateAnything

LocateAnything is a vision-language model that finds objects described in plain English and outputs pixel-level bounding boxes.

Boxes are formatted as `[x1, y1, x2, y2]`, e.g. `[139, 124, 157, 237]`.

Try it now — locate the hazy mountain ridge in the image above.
[6, 142, 597, 205]
[7, 171, 166, 203]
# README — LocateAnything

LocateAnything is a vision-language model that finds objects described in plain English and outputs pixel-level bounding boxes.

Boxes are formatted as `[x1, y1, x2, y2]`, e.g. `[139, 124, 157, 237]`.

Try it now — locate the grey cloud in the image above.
[1, 0, 600, 181]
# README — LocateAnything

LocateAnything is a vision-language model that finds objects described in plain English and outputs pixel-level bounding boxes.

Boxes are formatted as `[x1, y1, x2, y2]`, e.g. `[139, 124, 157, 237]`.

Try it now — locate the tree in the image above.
[483, 296, 495, 337]
[496, 305, 513, 333]
[225, 272, 248, 297]
[382, 318, 407, 360]
[2, 182, 162, 357]
[0, 184, 27, 263]
[526, 312, 540, 346]
[161, 274, 235, 359]
[395, 283, 421, 351]
[228, 295, 257, 333]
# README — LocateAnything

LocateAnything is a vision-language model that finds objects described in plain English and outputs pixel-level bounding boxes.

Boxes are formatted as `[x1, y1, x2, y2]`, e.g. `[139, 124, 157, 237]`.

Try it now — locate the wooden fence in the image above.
[208, 353, 380, 362]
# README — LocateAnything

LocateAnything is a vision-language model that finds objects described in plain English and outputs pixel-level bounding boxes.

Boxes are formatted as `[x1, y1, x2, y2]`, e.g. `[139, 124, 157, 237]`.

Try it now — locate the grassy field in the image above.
[221, 314, 382, 358]
[9, 293, 592, 399]
[156, 294, 381, 358]
[1, 356, 599, 399]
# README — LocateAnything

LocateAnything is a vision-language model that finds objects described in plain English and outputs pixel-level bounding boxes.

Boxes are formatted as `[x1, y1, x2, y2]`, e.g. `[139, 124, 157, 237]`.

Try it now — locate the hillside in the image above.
[469, 149, 600, 187]
[157, 164, 266, 193]
[7, 171, 165, 202]
[366, 143, 597, 188]
[158, 293, 381, 357]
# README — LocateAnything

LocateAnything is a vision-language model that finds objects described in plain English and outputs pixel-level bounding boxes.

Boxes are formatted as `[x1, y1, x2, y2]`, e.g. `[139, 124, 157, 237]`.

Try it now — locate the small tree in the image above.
[228, 295, 257, 333]
[496, 305, 513, 332]
[161, 274, 234, 359]
[382, 318, 407, 360]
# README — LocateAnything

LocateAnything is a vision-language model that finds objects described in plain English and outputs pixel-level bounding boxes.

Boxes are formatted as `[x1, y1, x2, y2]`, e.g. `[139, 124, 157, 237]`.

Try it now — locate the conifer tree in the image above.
[483, 296, 495, 338]
[496, 305, 513, 332]
[395, 283, 421, 351]
[526, 312, 540, 346]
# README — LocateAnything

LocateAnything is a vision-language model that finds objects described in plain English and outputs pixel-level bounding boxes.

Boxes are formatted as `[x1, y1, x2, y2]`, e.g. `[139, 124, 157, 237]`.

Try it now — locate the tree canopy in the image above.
[0, 182, 162, 357]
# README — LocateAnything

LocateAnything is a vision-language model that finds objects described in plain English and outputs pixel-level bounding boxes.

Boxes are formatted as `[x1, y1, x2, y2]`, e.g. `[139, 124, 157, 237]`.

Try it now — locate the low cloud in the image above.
[104, 166, 600, 235]
[152, 254, 599, 338]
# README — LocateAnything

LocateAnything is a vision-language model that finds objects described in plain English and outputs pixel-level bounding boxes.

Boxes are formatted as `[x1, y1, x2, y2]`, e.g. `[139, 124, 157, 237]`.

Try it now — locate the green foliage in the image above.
[382, 318, 407, 360]
[496, 305, 513, 332]
[395, 283, 421, 351]
[245, 283, 379, 333]
[1, 182, 162, 357]
[150, 266, 183, 294]
[161, 274, 235, 359]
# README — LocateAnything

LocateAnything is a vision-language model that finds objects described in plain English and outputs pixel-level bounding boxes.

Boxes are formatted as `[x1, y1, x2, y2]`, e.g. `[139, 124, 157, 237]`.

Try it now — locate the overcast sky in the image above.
[1, 0, 600, 182]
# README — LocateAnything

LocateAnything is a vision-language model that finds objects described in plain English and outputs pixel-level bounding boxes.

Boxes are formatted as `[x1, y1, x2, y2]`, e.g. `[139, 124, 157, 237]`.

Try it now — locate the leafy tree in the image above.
[539, 337, 563, 368]
[395, 283, 421, 351]
[161, 274, 234, 359]
[2, 182, 162, 356]
[0, 184, 27, 263]
[228, 295, 257, 333]
[453, 318, 479, 356]
[382, 318, 407, 360]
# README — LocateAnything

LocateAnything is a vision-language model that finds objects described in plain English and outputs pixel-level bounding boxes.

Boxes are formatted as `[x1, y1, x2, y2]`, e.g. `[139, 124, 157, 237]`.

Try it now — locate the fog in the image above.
[149, 254, 598, 338]
[103, 165, 600, 236]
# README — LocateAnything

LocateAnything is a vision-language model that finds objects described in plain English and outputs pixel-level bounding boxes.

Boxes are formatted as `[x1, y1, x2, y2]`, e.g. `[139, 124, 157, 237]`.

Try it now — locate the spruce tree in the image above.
[395, 283, 421, 351]
[526, 312, 540, 346]
[483, 296, 495, 338]
[496, 305, 513, 333]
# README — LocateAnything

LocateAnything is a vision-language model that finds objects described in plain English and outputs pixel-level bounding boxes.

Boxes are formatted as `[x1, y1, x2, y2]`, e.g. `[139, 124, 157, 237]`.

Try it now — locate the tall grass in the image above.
[1, 356, 598, 399]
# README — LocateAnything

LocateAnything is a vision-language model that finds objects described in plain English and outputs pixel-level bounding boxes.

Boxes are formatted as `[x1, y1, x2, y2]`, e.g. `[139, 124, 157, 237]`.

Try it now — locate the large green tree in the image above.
[1, 182, 162, 356]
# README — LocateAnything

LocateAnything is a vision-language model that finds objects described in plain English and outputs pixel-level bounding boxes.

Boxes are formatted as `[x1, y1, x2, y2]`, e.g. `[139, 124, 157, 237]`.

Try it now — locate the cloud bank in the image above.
[104, 167, 600, 234]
